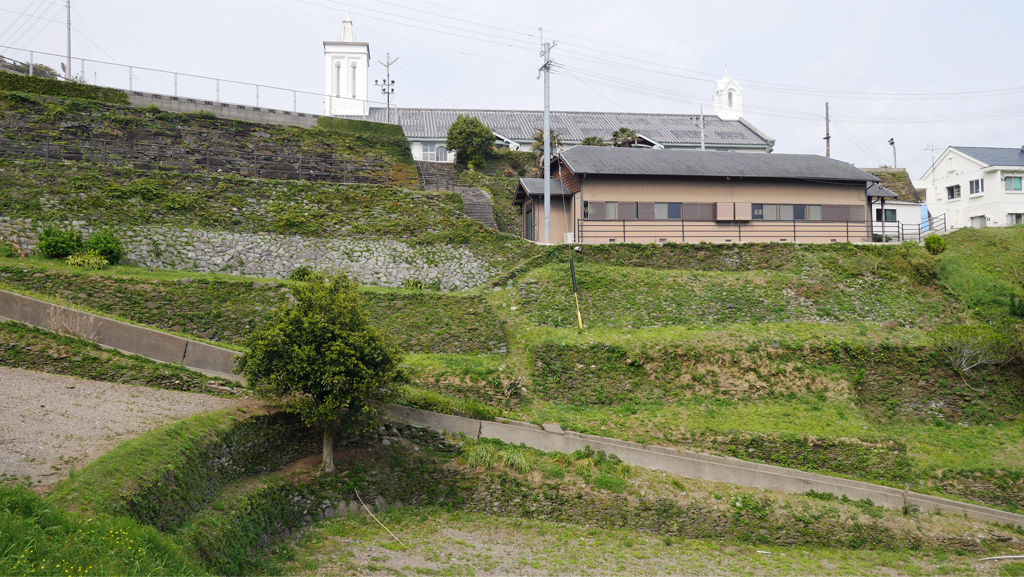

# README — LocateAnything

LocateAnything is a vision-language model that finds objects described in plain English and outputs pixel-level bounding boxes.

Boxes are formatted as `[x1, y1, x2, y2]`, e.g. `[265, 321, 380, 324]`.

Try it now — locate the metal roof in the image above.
[952, 146, 1024, 167]
[559, 146, 880, 183]
[518, 178, 572, 196]
[359, 107, 775, 148]
[867, 183, 899, 199]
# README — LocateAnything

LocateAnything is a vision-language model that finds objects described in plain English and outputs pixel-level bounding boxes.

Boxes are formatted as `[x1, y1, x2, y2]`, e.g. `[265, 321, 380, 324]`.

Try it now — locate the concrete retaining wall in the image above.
[389, 405, 1024, 528]
[0, 289, 238, 379]
[128, 91, 322, 128]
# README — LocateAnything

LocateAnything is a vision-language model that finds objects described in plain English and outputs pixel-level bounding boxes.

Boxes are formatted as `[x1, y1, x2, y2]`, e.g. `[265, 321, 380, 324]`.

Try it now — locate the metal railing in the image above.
[578, 219, 875, 244]
[0, 45, 393, 119]
[0, 133, 417, 187]
[874, 214, 947, 243]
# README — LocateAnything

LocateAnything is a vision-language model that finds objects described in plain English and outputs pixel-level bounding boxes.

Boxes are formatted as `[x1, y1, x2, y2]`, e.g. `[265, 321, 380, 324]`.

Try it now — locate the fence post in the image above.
[846, 221, 849, 243]
[622, 220, 626, 243]
[793, 220, 796, 242]
[28, 51, 33, 76]
[293, 90, 297, 113]
[128, 66, 133, 91]
[681, 219, 685, 243]
[256, 85, 259, 107]
[216, 79, 220, 102]
[174, 73, 178, 97]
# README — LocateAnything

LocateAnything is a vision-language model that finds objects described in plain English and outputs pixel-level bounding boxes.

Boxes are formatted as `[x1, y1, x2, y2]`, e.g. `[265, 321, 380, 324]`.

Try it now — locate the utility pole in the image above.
[65, 0, 71, 81]
[375, 53, 398, 123]
[824, 102, 831, 158]
[539, 32, 556, 244]
[888, 138, 897, 168]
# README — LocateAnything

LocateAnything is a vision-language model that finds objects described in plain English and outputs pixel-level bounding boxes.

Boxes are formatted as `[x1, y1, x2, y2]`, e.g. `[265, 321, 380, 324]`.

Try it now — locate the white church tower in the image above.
[712, 67, 743, 121]
[323, 10, 369, 117]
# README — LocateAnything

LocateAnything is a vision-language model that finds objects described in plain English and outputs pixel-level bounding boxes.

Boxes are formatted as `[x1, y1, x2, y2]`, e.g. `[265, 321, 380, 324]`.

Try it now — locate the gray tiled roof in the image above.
[360, 107, 774, 148]
[559, 146, 880, 183]
[518, 178, 572, 196]
[952, 146, 1024, 167]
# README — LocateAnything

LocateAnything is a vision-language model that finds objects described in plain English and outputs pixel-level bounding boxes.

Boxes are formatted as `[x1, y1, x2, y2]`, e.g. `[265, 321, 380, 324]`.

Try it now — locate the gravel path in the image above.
[0, 366, 249, 486]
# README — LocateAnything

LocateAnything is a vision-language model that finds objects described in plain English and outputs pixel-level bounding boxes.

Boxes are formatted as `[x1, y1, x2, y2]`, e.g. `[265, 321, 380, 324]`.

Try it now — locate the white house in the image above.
[920, 146, 1024, 229]
[324, 18, 775, 164]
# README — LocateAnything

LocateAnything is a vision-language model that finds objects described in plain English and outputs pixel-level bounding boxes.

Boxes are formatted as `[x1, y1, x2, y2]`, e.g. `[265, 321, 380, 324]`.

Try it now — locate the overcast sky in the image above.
[2, 0, 1023, 178]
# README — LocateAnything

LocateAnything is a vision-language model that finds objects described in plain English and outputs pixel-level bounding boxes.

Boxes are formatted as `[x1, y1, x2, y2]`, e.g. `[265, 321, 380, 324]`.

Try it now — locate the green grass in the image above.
[0, 483, 202, 576]
[0, 320, 238, 390]
[47, 409, 246, 515]
[282, 507, 984, 576]
[937, 225, 1024, 321]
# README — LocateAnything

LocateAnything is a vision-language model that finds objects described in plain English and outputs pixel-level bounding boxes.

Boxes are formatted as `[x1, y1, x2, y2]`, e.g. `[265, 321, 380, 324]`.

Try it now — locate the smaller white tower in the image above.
[712, 66, 743, 121]
[323, 9, 369, 117]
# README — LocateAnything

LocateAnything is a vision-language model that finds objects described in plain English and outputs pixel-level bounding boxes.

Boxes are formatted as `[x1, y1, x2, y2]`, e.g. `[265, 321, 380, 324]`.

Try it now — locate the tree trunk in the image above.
[322, 428, 336, 474]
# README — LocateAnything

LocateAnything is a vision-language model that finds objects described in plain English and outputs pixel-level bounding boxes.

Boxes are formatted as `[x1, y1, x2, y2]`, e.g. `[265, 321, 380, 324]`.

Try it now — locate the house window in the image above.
[605, 202, 617, 220]
[969, 179, 984, 195]
[875, 208, 897, 222]
[809, 205, 822, 221]
[779, 204, 794, 220]
[654, 202, 682, 219]
[762, 204, 778, 220]
[1007, 213, 1024, 225]
[793, 205, 807, 220]
[422, 143, 447, 162]
[1006, 177, 1023, 192]
[946, 185, 961, 199]
[752, 204, 763, 219]
[970, 215, 986, 228]
[525, 208, 535, 241]
[620, 202, 638, 220]
[335, 63, 342, 98]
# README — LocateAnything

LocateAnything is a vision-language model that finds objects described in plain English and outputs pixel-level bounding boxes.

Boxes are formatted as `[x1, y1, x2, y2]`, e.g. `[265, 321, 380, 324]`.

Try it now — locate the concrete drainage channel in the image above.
[0, 289, 241, 385]
[389, 405, 1024, 528]
[4, 288, 1024, 527]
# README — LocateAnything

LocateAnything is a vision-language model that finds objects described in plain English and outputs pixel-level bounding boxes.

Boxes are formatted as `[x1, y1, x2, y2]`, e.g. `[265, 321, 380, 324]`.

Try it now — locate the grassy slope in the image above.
[937, 225, 1024, 320]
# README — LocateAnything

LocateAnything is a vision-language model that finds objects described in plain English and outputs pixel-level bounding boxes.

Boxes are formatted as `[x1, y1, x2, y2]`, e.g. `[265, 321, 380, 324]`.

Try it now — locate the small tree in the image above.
[930, 324, 1015, 377]
[530, 129, 564, 163]
[580, 136, 607, 146]
[446, 115, 494, 167]
[611, 127, 638, 147]
[239, 273, 402, 473]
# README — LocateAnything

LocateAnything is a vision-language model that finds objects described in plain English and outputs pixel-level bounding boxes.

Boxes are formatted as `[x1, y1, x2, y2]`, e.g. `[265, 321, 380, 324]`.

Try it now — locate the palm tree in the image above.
[530, 129, 564, 162]
[611, 127, 638, 147]
[580, 136, 607, 146]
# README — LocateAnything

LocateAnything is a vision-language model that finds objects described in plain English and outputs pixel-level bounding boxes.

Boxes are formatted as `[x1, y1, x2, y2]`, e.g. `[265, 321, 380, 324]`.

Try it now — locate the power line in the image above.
[0, 4, 62, 25]
[395, 62, 457, 107]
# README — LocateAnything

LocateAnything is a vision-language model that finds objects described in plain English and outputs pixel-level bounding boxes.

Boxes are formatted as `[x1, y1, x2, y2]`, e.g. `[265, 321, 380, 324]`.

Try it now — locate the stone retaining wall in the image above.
[0, 218, 496, 289]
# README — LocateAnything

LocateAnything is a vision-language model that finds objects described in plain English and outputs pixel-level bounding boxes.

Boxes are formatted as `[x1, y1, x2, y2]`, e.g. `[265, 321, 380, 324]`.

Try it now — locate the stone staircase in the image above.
[416, 161, 456, 191]
[456, 186, 497, 230]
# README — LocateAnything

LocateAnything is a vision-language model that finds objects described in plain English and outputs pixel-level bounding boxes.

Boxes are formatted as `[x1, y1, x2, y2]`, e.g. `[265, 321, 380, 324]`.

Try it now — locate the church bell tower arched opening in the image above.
[713, 69, 743, 121]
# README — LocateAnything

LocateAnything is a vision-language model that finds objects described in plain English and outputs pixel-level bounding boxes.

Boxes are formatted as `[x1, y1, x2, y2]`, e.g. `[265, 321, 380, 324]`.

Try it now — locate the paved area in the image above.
[0, 366, 247, 486]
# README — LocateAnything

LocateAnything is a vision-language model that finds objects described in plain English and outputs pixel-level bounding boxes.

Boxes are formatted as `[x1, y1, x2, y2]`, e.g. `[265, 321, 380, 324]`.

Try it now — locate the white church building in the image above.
[324, 15, 776, 162]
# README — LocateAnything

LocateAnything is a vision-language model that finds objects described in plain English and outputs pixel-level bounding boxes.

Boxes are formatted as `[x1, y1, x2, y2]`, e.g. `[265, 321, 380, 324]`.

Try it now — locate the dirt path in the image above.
[0, 366, 250, 486]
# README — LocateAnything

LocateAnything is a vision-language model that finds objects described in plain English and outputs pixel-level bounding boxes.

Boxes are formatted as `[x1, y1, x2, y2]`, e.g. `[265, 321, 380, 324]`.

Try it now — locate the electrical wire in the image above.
[394, 62, 457, 107]
[2, 1, 56, 49]
[0, 5, 62, 25]
[829, 121, 891, 166]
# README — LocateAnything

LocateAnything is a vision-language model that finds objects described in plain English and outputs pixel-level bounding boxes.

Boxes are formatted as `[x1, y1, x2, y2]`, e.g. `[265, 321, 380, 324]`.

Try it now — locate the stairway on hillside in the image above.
[455, 186, 497, 230]
[416, 161, 457, 191]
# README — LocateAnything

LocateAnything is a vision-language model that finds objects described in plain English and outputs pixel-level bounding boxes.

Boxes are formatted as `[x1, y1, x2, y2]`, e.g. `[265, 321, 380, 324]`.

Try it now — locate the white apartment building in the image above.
[920, 146, 1024, 229]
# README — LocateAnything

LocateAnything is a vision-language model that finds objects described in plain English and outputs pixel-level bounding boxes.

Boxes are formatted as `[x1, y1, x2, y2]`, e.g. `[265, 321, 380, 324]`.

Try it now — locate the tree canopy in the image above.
[446, 115, 494, 166]
[611, 127, 638, 147]
[530, 129, 564, 163]
[580, 136, 607, 146]
[239, 273, 402, 473]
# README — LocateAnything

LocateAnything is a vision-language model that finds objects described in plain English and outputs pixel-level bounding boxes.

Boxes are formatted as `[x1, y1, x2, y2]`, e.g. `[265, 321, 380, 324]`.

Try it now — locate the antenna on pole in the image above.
[375, 53, 398, 123]
[824, 102, 831, 158]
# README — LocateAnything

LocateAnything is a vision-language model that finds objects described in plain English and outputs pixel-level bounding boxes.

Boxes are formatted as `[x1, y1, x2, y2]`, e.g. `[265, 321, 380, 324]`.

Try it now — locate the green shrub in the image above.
[1010, 296, 1024, 320]
[0, 241, 14, 258]
[84, 230, 124, 264]
[288, 266, 314, 281]
[398, 385, 501, 420]
[931, 324, 1015, 374]
[925, 234, 947, 255]
[2, 91, 38, 105]
[66, 249, 108, 269]
[35, 226, 83, 258]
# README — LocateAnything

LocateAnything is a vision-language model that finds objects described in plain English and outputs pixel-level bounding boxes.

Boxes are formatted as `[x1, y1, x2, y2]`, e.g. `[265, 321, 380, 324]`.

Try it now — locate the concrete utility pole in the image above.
[824, 102, 831, 158]
[375, 53, 398, 123]
[889, 138, 897, 168]
[539, 34, 555, 244]
[65, 0, 71, 80]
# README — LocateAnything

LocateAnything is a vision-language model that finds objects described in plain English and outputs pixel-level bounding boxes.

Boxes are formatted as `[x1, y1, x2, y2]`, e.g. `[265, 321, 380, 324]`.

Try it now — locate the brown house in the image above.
[514, 146, 889, 244]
